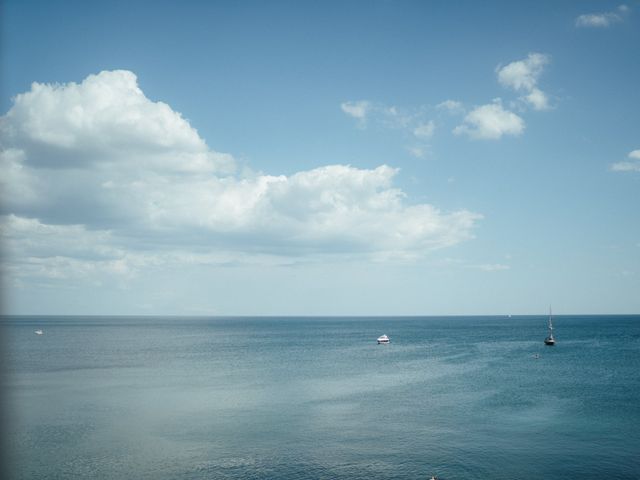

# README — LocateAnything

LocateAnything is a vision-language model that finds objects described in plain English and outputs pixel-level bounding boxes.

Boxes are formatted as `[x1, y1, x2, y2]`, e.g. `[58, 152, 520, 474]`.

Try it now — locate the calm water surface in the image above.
[3, 315, 640, 479]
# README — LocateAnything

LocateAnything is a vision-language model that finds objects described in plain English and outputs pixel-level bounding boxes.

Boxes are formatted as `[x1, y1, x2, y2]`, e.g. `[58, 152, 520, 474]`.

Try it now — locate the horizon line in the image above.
[2, 313, 639, 318]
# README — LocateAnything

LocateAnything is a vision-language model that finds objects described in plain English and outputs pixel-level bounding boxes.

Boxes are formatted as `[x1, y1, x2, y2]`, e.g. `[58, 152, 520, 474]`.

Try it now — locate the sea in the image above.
[2, 315, 639, 480]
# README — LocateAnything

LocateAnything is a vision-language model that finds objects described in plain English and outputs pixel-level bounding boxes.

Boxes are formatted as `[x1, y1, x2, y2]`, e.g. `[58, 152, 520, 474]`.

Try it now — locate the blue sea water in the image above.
[2, 315, 640, 479]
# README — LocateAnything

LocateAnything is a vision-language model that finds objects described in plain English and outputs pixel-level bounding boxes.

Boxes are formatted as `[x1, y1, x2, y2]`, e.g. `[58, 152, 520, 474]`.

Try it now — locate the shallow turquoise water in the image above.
[3, 315, 640, 479]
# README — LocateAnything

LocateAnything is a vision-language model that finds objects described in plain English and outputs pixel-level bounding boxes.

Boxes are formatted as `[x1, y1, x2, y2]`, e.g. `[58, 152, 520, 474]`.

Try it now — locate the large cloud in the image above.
[1, 70, 481, 284]
[2, 70, 234, 173]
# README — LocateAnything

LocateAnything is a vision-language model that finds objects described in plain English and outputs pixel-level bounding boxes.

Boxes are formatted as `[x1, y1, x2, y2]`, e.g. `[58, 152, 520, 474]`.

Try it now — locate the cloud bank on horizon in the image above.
[0, 70, 481, 285]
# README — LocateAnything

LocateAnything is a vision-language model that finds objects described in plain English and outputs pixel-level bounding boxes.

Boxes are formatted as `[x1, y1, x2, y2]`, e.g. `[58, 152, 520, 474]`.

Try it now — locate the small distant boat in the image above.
[34, 329, 43, 335]
[544, 308, 555, 346]
[377, 334, 390, 344]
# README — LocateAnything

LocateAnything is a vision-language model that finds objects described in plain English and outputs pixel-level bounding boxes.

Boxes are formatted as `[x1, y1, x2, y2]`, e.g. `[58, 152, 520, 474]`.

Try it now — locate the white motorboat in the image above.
[34, 329, 43, 335]
[377, 334, 390, 344]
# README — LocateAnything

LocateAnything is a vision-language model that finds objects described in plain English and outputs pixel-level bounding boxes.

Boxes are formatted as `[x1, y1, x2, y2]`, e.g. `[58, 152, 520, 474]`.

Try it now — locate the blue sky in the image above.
[1, 0, 639, 315]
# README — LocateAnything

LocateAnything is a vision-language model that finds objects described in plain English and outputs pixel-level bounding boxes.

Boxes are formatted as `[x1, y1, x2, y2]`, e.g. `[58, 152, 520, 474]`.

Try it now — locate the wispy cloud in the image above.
[496, 53, 551, 110]
[341, 101, 426, 131]
[340, 100, 439, 155]
[469, 263, 511, 272]
[340, 100, 371, 121]
[406, 146, 427, 159]
[1, 71, 483, 284]
[453, 99, 524, 140]
[436, 99, 464, 114]
[610, 149, 640, 172]
[576, 4, 629, 28]
[413, 121, 435, 139]
[435, 258, 510, 272]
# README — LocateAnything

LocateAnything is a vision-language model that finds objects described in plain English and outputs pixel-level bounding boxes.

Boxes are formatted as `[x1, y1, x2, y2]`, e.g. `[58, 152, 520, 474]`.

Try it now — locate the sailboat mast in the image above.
[544, 306, 556, 345]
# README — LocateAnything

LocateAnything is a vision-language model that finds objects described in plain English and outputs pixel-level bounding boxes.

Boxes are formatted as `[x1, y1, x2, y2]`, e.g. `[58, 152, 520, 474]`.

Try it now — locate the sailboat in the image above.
[544, 308, 555, 346]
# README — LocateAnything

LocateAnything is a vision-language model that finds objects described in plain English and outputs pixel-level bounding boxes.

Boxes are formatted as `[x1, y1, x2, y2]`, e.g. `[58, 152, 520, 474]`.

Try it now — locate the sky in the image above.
[1, 0, 639, 315]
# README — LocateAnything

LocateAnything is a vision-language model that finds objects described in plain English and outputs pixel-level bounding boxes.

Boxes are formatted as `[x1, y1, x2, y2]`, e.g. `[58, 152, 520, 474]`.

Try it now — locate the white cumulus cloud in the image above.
[1, 70, 234, 174]
[1, 70, 482, 283]
[453, 100, 524, 140]
[496, 53, 551, 110]
[523, 88, 549, 111]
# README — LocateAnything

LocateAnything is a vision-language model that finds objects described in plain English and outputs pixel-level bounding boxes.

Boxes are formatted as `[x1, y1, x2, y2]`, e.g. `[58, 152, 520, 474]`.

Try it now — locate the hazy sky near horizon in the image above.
[1, 0, 639, 315]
